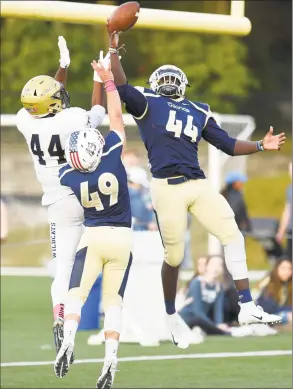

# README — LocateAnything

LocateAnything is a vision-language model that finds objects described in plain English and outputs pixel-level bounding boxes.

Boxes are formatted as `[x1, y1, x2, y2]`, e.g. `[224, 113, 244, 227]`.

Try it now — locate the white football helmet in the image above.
[65, 128, 105, 173]
[148, 65, 189, 98]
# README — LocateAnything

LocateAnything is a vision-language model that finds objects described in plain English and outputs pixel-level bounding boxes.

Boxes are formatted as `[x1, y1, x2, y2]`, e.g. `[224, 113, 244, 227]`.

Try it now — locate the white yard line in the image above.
[1, 350, 291, 368]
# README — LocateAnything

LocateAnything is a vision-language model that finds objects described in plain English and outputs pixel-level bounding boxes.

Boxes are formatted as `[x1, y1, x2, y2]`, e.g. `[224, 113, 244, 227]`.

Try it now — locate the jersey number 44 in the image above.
[30, 134, 65, 165]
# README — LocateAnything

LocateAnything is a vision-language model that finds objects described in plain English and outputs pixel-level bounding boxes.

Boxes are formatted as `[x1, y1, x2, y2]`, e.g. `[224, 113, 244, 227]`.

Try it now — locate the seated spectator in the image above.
[127, 167, 157, 231]
[196, 255, 209, 276]
[256, 258, 292, 325]
[179, 255, 232, 335]
[176, 255, 209, 311]
[221, 172, 251, 232]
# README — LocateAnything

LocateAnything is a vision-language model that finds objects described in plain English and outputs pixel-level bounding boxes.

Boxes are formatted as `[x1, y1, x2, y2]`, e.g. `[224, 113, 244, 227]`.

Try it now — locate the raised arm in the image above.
[91, 54, 125, 141]
[203, 117, 286, 156]
[54, 36, 70, 87]
[106, 27, 147, 119]
[107, 26, 127, 85]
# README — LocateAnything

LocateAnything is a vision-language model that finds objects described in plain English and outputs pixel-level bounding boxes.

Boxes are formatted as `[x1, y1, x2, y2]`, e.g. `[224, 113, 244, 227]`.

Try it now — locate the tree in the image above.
[1, 18, 105, 113]
[120, 29, 257, 113]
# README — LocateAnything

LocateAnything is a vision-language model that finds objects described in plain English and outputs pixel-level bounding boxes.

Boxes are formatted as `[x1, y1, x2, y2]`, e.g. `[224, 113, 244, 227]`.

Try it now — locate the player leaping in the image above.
[54, 55, 132, 389]
[16, 37, 106, 360]
[107, 30, 285, 349]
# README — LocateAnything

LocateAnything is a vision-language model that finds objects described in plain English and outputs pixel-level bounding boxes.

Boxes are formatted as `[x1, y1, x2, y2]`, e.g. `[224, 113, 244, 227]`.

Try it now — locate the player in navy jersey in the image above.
[54, 54, 131, 389]
[107, 29, 285, 349]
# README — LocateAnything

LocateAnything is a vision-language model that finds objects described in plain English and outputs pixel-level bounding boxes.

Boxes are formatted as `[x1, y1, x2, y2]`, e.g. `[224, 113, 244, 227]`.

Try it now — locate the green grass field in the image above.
[1, 276, 292, 388]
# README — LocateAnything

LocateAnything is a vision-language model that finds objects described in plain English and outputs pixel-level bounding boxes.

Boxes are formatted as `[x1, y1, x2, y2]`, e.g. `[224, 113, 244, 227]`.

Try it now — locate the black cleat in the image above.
[53, 318, 75, 364]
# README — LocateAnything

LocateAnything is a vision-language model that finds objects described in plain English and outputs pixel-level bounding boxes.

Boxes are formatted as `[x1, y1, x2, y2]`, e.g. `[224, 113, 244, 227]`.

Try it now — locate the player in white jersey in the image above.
[16, 36, 106, 361]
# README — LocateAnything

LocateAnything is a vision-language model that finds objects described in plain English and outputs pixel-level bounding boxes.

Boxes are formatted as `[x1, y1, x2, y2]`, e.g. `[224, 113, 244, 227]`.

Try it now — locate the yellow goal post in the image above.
[1, 1, 251, 36]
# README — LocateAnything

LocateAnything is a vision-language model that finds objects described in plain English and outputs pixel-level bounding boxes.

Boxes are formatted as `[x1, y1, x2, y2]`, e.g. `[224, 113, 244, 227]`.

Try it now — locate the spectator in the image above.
[1, 199, 8, 241]
[221, 172, 251, 232]
[122, 149, 141, 170]
[256, 258, 292, 325]
[276, 162, 292, 260]
[127, 166, 157, 231]
[176, 255, 208, 311]
[196, 255, 209, 276]
[179, 255, 232, 335]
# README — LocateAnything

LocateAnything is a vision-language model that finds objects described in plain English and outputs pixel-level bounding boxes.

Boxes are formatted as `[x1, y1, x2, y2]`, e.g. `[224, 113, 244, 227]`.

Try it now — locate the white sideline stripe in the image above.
[1, 350, 291, 368]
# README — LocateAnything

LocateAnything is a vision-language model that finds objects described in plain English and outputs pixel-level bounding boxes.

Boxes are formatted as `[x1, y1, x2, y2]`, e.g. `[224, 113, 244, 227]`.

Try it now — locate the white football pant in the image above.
[47, 194, 84, 308]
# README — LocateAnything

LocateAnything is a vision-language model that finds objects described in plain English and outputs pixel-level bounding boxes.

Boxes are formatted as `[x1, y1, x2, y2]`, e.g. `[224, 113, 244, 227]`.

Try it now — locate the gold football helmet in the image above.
[21, 75, 70, 117]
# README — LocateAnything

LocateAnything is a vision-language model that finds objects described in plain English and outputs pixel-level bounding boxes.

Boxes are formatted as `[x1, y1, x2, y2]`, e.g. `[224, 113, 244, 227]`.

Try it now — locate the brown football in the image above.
[108, 2, 140, 33]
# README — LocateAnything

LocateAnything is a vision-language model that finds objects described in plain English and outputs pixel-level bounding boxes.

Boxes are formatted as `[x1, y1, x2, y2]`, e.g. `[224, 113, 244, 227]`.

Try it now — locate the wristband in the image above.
[109, 47, 118, 54]
[256, 140, 265, 151]
[104, 80, 116, 92]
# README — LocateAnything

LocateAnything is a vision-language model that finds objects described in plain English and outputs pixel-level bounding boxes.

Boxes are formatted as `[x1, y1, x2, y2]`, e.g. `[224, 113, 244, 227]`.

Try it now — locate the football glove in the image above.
[93, 50, 111, 83]
[58, 36, 70, 69]
[93, 50, 121, 83]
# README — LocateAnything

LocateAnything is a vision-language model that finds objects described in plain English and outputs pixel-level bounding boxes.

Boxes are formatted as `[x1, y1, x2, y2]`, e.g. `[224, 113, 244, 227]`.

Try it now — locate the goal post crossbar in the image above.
[1, 1, 251, 36]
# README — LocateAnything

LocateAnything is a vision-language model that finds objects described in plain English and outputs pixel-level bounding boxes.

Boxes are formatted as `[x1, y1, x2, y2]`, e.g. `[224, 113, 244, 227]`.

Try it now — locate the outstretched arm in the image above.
[107, 24, 127, 85]
[91, 56, 125, 141]
[203, 117, 286, 156]
[54, 36, 70, 87]
[106, 27, 147, 119]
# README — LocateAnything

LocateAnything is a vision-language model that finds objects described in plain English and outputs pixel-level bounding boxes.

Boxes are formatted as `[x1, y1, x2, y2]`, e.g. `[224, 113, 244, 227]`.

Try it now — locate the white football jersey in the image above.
[16, 105, 105, 206]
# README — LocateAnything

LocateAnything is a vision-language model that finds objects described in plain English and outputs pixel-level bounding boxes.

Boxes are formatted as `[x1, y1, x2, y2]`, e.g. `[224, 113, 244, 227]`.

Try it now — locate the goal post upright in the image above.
[207, 114, 256, 255]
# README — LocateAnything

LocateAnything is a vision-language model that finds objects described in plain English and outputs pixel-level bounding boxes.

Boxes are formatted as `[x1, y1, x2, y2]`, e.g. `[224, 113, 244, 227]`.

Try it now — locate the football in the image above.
[107, 1, 140, 33]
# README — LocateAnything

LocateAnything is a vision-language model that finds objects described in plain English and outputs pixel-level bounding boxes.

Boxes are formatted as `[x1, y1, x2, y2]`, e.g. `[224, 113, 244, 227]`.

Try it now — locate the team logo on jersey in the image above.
[167, 101, 190, 113]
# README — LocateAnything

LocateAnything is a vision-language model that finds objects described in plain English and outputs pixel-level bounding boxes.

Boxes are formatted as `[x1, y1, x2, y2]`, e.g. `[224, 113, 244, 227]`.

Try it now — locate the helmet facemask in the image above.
[49, 85, 70, 114]
[148, 65, 189, 98]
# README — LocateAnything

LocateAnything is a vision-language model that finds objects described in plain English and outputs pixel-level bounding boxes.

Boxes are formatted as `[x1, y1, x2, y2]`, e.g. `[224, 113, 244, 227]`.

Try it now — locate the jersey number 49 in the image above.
[81, 173, 119, 211]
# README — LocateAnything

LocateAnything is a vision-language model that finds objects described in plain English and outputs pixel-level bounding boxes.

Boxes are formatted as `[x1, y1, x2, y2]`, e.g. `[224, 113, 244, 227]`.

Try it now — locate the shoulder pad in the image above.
[134, 86, 145, 93]
[134, 86, 157, 96]
[192, 101, 211, 113]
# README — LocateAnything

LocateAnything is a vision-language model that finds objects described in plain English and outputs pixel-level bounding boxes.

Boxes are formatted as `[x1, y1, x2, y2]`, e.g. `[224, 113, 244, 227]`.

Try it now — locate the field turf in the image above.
[1, 276, 292, 388]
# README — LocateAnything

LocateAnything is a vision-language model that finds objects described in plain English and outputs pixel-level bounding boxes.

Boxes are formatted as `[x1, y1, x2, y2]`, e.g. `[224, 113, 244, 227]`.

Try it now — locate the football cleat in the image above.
[238, 304, 282, 325]
[96, 357, 117, 389]
[54, 340, 74, 378]
[53, 318, 74, 365]
[166, 312, 190, 349]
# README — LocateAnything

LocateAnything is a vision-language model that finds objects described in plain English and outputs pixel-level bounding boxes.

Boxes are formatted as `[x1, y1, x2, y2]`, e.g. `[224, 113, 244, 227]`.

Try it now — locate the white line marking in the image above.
[1, 350, 291, 368]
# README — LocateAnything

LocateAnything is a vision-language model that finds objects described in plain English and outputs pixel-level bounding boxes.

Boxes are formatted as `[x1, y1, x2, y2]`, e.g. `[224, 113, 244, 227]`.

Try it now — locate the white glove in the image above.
[93, 50, 111, 83]
[93, 50, 121, 83]
[58, 36, 70, 68]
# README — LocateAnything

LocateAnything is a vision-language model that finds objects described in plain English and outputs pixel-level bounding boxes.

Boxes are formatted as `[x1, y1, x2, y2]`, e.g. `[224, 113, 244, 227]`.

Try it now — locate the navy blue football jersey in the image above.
[117, 84, 236, 179]
[59, 131, 131, 228]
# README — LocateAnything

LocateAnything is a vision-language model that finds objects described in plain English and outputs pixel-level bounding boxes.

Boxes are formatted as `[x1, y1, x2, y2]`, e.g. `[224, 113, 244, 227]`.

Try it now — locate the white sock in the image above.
[224, 232, 249, 280]
[104, 306, 122, 334]
[105, 338, 119, 360]
[64, 319, 78, 342]
[240, 301, 255, 309]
